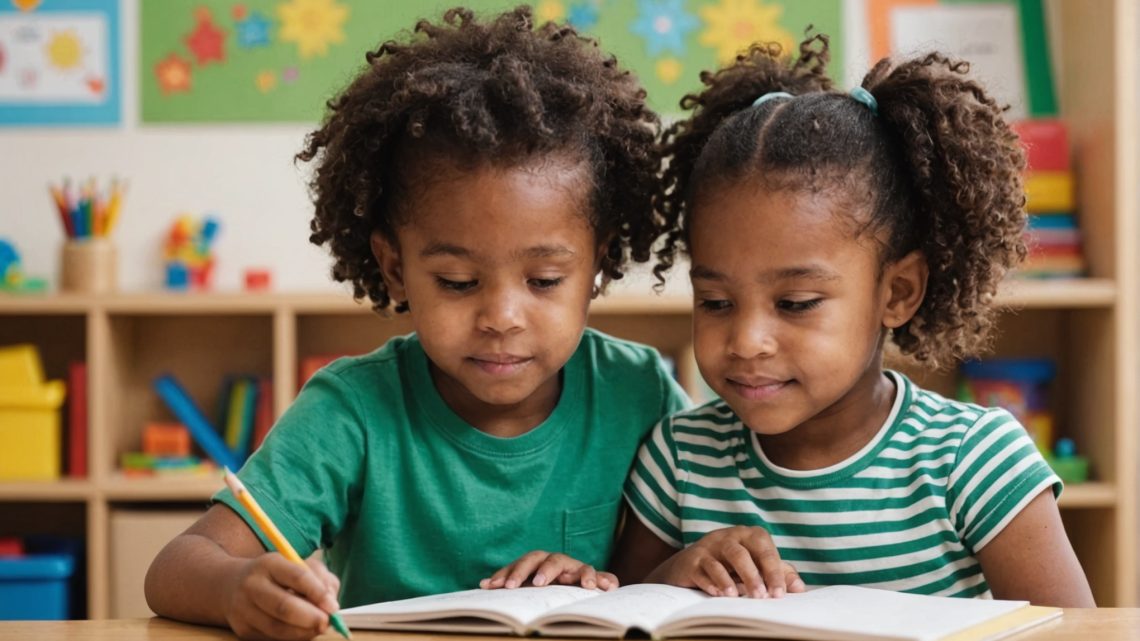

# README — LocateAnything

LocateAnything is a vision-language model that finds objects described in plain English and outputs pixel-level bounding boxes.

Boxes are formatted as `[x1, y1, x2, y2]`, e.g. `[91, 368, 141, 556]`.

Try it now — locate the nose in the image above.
[477, 282, 525, 335]
[726, 311, 777, 360]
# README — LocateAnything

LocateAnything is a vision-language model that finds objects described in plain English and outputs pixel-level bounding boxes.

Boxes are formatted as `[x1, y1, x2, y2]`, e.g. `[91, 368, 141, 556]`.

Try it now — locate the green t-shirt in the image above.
[214, 328, 689, 607]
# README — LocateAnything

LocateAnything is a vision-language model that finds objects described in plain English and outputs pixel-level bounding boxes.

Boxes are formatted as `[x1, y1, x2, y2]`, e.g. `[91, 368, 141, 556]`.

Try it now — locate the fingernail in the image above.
[724, 586, 737, 597]
[480, 579, 489, 589]
[585, 579, 595, 589]
[772, 587, 785, 598]
[505, 579, 518, 589]
[792, 579, 805, 591]
[533, 573, 547, 587]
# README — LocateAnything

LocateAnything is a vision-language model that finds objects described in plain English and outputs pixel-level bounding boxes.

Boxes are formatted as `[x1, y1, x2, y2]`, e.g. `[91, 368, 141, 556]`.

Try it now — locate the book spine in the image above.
[67, 361, 87, 478]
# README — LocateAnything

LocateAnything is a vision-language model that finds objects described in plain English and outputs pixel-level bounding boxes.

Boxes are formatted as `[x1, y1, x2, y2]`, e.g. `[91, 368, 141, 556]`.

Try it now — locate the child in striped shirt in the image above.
[609, 36, 1094, 607]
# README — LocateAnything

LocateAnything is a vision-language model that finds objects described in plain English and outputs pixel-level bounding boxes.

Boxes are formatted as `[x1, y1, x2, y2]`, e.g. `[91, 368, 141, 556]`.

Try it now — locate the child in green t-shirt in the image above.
[144, 8, 688, 640]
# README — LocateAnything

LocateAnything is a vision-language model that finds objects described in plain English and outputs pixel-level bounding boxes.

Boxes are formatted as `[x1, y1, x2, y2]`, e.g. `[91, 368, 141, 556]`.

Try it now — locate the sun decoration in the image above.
[277, 0, 348, 59]
[698, 0, 793, 64]
[155, 52, 192, 95]
[631, 0, 697, 57]
[45, 30, 83, 70]
[535, 0, 566, 24]
[11, 0, 41, 11]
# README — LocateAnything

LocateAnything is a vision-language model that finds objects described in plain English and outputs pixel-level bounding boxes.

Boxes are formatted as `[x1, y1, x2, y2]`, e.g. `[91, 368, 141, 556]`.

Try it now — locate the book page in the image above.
[533, 584, 709, 636]
[339, 586, 601, 633]
[657, 586, 1029, 641]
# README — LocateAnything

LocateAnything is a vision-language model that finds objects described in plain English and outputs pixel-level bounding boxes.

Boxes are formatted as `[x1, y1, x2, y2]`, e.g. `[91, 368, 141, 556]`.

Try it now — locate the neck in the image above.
[429, 363, 562, 438]
[758, 367, 898, 471]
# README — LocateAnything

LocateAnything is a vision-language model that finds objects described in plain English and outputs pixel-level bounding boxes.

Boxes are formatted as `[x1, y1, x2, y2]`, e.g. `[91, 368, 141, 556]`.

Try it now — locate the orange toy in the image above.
[142, 422, 191, 457]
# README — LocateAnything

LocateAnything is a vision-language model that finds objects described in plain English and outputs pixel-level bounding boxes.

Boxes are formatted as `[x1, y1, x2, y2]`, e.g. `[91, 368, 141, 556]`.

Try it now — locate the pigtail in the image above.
[862, 54, 1028, 367]
[654, 34, 834, 284]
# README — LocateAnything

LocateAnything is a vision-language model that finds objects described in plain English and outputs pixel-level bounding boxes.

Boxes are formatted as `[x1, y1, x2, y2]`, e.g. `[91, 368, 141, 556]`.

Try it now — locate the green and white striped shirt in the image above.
[624, 371, 1061, 599]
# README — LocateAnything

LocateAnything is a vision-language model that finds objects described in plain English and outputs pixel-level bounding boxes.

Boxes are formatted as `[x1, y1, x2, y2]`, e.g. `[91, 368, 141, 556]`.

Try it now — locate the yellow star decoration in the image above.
[277, 0, 348, 59]
[698, 0, 793, 64]
[656, 58, 682, 85]
[536, 0, 566, 24]
[256, 70, 278, 93]
[46, 31, 83, 70]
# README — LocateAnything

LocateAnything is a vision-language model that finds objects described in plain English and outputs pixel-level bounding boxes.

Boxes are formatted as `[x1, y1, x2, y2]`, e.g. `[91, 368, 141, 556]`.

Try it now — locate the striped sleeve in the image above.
[623, 416, 685, 548]
[946, 408, 1062, 552]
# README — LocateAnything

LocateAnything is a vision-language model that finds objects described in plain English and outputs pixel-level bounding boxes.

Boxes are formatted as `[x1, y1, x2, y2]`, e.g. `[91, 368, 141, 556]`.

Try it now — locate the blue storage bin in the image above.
[0, 554, 74, 620]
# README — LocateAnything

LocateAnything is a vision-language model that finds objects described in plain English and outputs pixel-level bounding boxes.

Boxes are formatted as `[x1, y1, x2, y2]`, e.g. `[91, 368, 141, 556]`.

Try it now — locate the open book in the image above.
[339, 584, 1062, 641]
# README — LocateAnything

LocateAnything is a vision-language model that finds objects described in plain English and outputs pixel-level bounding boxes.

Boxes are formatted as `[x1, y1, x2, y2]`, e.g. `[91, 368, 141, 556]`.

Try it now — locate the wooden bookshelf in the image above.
[0, 0, 1136, 617]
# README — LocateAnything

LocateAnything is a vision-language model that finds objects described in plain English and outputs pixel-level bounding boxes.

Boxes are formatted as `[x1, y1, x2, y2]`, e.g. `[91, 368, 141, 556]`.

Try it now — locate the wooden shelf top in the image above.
[0, 479, 93, 501]
[0, 278, 1120, 315]
[102, 474, 223, 501]
[1057, 481, 1118, 508]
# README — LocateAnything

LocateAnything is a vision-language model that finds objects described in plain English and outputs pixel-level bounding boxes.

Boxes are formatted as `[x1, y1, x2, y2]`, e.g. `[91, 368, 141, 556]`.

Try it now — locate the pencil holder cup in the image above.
[60, 239, 118, 294]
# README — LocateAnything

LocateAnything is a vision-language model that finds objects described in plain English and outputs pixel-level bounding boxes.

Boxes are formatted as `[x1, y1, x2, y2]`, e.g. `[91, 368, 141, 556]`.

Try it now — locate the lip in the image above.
[468, 353, 532, 375]
[727, 376, 791, 401]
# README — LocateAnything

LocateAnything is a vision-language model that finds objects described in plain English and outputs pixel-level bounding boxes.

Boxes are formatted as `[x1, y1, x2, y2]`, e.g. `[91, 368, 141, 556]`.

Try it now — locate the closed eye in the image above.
[529, 277, 564, 290]
[697, 299, 732, 313]
[436, 276, 477, 292]
[778, 299, 822, 313]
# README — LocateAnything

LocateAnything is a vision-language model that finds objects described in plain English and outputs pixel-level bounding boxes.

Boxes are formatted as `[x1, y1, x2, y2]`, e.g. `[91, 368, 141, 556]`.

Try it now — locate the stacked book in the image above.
[1012, 119, 1085, 278]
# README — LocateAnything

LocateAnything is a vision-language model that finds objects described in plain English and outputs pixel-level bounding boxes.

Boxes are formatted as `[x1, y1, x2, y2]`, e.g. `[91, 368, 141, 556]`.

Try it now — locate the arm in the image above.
[974, 490, 1094, 606]
[609, 503, 680, 585]
[145, 504, 340, 641]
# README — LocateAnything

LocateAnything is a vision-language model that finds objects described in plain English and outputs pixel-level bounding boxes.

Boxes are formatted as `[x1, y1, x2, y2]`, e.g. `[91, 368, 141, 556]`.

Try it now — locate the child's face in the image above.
[688, 182, 901, 437]
[373, 159, 600, 427]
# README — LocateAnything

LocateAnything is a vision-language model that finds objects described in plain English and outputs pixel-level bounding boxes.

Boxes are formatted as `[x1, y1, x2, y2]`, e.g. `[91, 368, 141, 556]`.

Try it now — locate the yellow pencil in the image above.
[223, 468, 351, 639]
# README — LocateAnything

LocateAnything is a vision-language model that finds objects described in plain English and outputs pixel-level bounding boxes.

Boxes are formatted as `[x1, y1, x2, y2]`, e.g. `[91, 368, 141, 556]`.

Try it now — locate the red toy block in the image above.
[142, 422, 191, 457]
[1011, 119, 1070, 172]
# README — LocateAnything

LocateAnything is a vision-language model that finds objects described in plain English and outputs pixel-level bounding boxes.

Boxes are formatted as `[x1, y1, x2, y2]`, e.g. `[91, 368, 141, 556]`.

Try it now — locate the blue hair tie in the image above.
[849, 87, 878, 115]
[752, 91, 793, 108]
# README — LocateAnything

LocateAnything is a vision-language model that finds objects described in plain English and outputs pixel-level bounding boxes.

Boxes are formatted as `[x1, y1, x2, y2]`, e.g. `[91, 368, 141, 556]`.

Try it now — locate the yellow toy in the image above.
[0, 344, 66, 480]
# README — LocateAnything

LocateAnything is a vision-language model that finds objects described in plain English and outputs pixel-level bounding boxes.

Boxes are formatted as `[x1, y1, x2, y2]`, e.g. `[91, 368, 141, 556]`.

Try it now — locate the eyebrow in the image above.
[419, 243, 576, 260]
[690, 264, 841, 283]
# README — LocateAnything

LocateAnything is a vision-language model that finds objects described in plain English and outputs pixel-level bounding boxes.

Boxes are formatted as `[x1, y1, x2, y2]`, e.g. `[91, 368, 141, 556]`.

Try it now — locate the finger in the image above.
[533, 555, 580, 587]
[741, 532, 784, 598]
[306, 557, 341, 595]
[689, 563, 721, 597]
[481, 562, 515, 589]
[248, 570, 331, 633]
[265, 556, 339, 614]
[597, 572, 620, 591]
[578, 565, 598, 590]
[721, 541, 764, 598]
[505, 551, 552, 589]
[783, 562, 806, 593]
[699, 556, 738, 597]
[243, 596, 326, 641]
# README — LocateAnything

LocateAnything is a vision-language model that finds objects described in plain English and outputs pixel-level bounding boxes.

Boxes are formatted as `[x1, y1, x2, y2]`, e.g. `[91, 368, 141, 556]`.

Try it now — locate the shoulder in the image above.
[650, 399, 743, 455]
[894, 372, 990, 438]
[303, 333, 416, 407]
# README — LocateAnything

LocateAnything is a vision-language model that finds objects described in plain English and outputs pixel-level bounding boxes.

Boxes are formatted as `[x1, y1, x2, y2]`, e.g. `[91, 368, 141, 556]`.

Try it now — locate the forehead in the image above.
[400, 160, 595, 256]
[689, 182, 879, 270]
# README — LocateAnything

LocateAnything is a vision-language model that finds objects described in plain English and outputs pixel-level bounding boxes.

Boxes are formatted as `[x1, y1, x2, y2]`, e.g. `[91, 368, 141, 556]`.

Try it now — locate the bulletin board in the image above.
[0, 0, 121, 126]
[139, 0, 844, 123]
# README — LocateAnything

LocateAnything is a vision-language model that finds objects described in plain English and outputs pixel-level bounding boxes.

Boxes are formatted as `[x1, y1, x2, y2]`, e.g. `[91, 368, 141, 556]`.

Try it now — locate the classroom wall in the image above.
[0, 0, 337, 293]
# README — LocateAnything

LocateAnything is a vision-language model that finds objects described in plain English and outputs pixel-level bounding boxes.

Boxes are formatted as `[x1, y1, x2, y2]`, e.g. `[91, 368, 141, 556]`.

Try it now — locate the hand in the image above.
[648, 526, 804, 599]
[480, 551, 619, 591]
[221, 554, 342, 641]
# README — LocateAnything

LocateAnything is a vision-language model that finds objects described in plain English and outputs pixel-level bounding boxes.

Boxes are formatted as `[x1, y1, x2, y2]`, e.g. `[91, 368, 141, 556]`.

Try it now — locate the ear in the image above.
[371, 230, 407, 306]
[881, 250, 928, 329]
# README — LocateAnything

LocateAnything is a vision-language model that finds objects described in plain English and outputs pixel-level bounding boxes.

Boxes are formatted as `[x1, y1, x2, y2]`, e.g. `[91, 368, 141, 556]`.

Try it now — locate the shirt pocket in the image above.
[562, 500, 621, 566]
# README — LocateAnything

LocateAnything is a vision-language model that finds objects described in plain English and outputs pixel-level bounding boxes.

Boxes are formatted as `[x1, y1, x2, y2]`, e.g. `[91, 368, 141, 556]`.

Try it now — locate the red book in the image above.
[68, 361, 88, 478]
[1012, 119, 1070, 172]
[251, 377, 273, 451]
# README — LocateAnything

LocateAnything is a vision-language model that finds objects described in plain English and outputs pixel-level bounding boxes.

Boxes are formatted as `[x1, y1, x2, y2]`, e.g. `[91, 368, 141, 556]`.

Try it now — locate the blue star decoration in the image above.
[568, 2, 600, 31]
[630, 0, 697, 57]
[236, 10, 272, 50]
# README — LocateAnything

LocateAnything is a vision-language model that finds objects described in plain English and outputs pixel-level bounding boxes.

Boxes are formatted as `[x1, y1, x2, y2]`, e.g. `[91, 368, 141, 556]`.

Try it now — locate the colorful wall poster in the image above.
[140, 0, 843, 123]
[0, 0, 121, 126]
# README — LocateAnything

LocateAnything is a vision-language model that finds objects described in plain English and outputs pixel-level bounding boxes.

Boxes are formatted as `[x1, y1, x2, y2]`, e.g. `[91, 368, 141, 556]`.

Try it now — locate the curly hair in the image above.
[298, 6, 661, 312]
[655, 35, 1027, 368]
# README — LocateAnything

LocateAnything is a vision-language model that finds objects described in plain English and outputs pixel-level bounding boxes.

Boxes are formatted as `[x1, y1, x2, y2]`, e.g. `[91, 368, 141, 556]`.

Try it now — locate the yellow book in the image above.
[1024, 171, 1074, 212]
